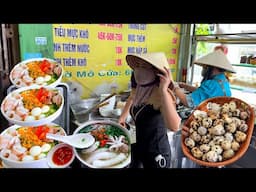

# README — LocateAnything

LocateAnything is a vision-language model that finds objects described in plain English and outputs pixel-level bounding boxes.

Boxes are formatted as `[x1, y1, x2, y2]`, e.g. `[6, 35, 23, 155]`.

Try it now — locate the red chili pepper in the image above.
[100, 139, 108, 147]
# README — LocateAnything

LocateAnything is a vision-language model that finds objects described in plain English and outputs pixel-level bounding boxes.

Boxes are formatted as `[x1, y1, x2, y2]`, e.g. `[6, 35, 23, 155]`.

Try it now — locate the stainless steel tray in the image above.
[6, 83, 70, 135]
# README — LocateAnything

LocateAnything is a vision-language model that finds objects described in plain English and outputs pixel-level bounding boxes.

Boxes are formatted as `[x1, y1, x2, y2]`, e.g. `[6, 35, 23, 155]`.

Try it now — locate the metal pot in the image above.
[70, 98, 99, 123]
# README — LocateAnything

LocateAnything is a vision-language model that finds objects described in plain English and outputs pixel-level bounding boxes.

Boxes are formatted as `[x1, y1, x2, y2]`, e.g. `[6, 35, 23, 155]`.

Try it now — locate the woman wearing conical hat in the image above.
[123, 52, 181, 168]
[172, 48, 235, 108]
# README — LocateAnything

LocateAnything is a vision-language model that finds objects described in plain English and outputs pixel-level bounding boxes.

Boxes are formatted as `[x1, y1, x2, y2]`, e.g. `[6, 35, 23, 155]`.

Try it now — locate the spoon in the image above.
[46, 133, 95, 149]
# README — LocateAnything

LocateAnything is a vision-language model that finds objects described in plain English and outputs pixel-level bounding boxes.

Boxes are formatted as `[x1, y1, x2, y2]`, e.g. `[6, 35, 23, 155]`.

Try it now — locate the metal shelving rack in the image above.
[194, 32, 256, 44]
[232, 63, 256, 68]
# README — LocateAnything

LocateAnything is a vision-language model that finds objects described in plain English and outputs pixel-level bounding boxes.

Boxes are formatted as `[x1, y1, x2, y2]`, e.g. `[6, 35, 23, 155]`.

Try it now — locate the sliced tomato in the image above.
[39, 60, 51, 73]
[35, 125, 50, 140]
[36, 88, 44, 99]
[36, 87, 50, 102]
[39, 131, 47, 140]
[35, 126, 43, 137]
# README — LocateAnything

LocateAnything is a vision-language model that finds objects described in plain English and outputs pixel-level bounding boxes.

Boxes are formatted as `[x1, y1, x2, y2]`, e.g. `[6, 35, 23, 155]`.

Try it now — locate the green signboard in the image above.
[19, 24, 54, 60]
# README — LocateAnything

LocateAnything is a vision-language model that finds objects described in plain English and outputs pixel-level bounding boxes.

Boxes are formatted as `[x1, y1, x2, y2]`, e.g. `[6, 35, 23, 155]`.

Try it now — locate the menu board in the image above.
[19, 24, 180, 99]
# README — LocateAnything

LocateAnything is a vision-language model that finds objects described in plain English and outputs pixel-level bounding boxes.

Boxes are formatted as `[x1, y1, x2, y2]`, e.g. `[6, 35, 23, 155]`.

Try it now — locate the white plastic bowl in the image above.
[73, 120, 131, 168]
[10, 58, 63, 89]
[47, 143, 75, 168]
[1, 86, 64, 127]
[0, 123, 66, 168]
[99, 94, 116, 117]
[112, 108, 122, 116]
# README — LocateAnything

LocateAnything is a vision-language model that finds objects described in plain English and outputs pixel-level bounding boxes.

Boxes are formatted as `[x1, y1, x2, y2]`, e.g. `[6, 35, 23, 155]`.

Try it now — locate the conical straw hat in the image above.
[194, 50, 235, 73]
[126, 52, 170, 73]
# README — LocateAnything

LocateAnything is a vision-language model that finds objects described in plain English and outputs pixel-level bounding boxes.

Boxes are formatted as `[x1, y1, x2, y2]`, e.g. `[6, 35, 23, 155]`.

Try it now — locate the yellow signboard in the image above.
[52, 24, 180, 100]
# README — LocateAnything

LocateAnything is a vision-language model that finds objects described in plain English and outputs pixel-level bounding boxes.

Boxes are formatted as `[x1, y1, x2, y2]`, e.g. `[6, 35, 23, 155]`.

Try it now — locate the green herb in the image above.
[47, 74, 58, 84]
[105, 125, 130, 144]
[44, 104, 58, 116]
[105, 125, 124, 136]
[79, 125, 94, 133]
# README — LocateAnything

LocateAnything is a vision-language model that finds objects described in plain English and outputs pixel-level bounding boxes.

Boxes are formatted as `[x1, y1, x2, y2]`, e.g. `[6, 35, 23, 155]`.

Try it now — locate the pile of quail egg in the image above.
[184, 101, 250, 163]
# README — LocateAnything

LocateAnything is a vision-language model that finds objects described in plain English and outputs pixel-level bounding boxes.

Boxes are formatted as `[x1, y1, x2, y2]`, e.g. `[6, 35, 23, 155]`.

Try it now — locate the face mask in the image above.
[134, 67, 156, 86]
[201, 66, 208, 77]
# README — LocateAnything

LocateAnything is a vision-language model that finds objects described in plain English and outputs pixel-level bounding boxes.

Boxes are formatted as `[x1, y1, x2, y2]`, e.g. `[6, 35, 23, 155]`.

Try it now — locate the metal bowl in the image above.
[70, 98, 99, 123]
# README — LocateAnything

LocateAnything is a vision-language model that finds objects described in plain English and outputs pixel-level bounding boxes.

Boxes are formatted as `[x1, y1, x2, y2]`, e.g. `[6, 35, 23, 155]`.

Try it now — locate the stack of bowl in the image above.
[0, 58, 67, 168]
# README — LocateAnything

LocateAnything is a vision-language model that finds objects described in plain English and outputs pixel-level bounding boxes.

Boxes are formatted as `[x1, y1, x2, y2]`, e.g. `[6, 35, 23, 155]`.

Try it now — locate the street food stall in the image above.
[169, 24, 256, 168]
[0, 24, 256, 168]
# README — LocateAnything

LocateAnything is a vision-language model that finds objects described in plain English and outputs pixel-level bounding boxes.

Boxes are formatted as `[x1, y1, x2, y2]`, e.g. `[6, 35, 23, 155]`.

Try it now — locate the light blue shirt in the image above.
[186, 73, 231, 108]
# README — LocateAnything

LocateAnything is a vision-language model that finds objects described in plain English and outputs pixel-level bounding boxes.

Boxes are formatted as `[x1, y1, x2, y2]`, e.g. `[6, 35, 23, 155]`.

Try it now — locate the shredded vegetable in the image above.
[18, 127, 44, 149]
[21, 90, 43, 110]
[27, 61, 46, 78]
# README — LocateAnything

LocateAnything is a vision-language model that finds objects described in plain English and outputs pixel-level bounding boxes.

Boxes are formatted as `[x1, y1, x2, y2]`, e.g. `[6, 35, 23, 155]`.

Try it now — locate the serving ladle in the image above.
[46, 133, 95, 149]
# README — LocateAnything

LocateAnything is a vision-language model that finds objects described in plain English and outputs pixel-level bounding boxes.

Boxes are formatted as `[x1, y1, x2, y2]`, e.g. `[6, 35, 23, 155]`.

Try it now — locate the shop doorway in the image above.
[0, 24, 20, 132]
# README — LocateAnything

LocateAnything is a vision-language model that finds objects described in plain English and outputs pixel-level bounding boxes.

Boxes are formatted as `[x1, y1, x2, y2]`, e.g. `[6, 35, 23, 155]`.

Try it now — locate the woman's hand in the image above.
[158, 67, 171, 92]
[118, 115, 127, 128]
[181, 125, 190, 137]
[178, 82, 185, 88]
[158, 67, 181, 132]
[168, 81, 174, 90]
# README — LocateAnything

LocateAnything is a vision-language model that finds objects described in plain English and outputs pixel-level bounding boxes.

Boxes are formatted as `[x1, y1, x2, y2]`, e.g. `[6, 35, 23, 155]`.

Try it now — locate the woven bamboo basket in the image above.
[181, 96, 255, 167]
